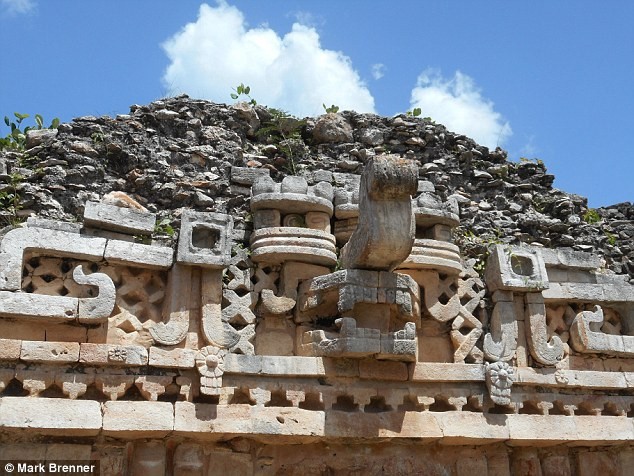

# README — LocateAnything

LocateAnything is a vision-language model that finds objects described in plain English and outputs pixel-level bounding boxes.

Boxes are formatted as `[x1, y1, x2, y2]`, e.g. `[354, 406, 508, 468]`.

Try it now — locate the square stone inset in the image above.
[485, 245, 549, 292]
[177, 210, 233, 268]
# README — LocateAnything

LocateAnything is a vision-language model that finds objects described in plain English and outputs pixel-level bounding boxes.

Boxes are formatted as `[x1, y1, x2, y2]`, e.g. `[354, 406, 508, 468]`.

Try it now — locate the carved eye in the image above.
[283, 214, 305, 227]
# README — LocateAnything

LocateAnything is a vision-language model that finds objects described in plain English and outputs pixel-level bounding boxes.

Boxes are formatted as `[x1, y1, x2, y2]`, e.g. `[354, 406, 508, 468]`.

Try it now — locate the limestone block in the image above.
[95, 374, 135, 400]
[255, 317, 295, 356]
[254, 209, 281, 228]
[0, 396, 101, 436]
[251, 176, 334, 215]
[26, 216, 81, 233]
[104, 240, 174, 269]
[204, 450, 252, 476]
[20, 341, 80, 362]
[485, 245, 549, 293]
[301, 318, 381, 358]
[102, 401, 174, 437]
[0, 443, 47, 460]
[333, 217, 358, 245]
[576, 451, 619, 476]
[359, 359, 408, 381]
[176, 210, 233, 268]
[507, 415, 577, 446]
[305, 211, 331, 233]
[540, 451, 571, 476]
[455, 455, 488, 476]
[230, 165, 270, 185]
[413, 191, 460, 228]
[399, 239, 463, 275]
[79, 343, 148, 366]
[0, 290, 77, 320]
[379, 322, 417, 361]
[510, 449, 543, 475]
[573, 415, 634, 444]
[0, 338, 21, 360]
[540, 247, 603, 270]
[173, 443, 205, 476]
[297, 269, 419, 325]
[131, 441, 166, 476]
[84, 200, 156, 235]
[341, 155, 417, 271]
[326, 411, 442, 439]
[250, 227, 337, 266]
[16, 367, 55, 396]
[55, 372, 95, 399]
[0, 226, 107, 291]
[135, 375, 174, 401]
[410, 362, 485, 382]
[149, 347, 196, 368]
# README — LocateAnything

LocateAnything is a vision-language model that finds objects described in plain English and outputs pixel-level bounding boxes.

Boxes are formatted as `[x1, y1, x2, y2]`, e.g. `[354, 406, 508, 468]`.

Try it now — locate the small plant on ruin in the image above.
[0, 171, 25, 226]
[0, 112, 59, 151]
[583, 208, 601, 224]
[322, 103, 340, 114]
[230, 83, 257, 106]
[154, 217, 175, 237]
[454, 227, 503, 275]
[605, 231, 617, 246]
[257, 108, 306, 175]
[406, 107, 422, 117]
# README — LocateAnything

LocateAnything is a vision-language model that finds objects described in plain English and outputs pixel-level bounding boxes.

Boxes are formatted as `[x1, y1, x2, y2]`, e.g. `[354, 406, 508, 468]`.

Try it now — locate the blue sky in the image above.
[1, 1, 632, 207]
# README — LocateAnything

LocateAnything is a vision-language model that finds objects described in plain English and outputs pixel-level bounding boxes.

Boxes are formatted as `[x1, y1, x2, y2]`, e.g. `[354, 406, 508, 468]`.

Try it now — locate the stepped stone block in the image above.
[84, 201, 156, 235]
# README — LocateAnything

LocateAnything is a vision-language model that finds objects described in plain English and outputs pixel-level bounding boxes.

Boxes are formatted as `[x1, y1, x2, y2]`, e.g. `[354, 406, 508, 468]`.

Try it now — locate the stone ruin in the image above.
[0, 98, 633, 474]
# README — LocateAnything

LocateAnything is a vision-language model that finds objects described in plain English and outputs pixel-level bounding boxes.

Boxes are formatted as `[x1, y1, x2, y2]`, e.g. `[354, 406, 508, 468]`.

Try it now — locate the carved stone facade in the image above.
[1, 149, 633, 474]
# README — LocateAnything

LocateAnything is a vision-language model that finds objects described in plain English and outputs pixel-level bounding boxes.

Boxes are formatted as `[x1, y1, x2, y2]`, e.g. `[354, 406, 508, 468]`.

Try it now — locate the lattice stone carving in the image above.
[451, 271, 486, 363]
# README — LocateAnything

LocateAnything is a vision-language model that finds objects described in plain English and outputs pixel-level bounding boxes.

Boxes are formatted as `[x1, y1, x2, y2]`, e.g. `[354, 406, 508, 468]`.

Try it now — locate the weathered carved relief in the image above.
[451, 271, 486, 364]
[250, 175, 336, 267]
[401, 186, 462, 275]
[340, 155, 417, 271]
[483, 245, 563, 366]
[524, 292, 565, 365]
[570, 305, 634, 356]
[483, 290, 518, 362]
[293, 156, 420, 360]
[485, 360, 515, 406]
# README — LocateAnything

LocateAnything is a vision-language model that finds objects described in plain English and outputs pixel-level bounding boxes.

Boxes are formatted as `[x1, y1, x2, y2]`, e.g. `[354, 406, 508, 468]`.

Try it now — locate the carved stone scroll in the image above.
[483, 291, 517, 362]
[524, 293, 564, 365]
[0, 265, 115, 322]
[570, 305, 634, 356]
[0, 226, 106, 291]
[340, 155, 417, 271]
[149, 264, 190, 346]
[74, 266, 116, 322]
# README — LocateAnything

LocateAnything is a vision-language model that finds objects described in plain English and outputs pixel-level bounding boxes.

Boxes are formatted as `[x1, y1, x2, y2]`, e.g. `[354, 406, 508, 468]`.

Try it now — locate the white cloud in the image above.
[371, 63, 385, 80]
[410, 69, 512, 148]
[162, 1, 375, 117]
[0, 0, 35, 15]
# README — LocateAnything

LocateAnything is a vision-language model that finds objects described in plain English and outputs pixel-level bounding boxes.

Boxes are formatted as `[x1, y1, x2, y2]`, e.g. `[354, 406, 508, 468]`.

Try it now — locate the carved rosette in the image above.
[485, 361, 515, 406]
[195, 345, 227, 395]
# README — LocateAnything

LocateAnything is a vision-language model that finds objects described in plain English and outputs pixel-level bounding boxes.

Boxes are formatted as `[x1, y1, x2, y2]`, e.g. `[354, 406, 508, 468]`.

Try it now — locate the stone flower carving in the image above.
[554, 369, 569, 385]
[195, 345, 227, 395]
[485, 361, 515, 406]
[108, 346, 128, 362]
